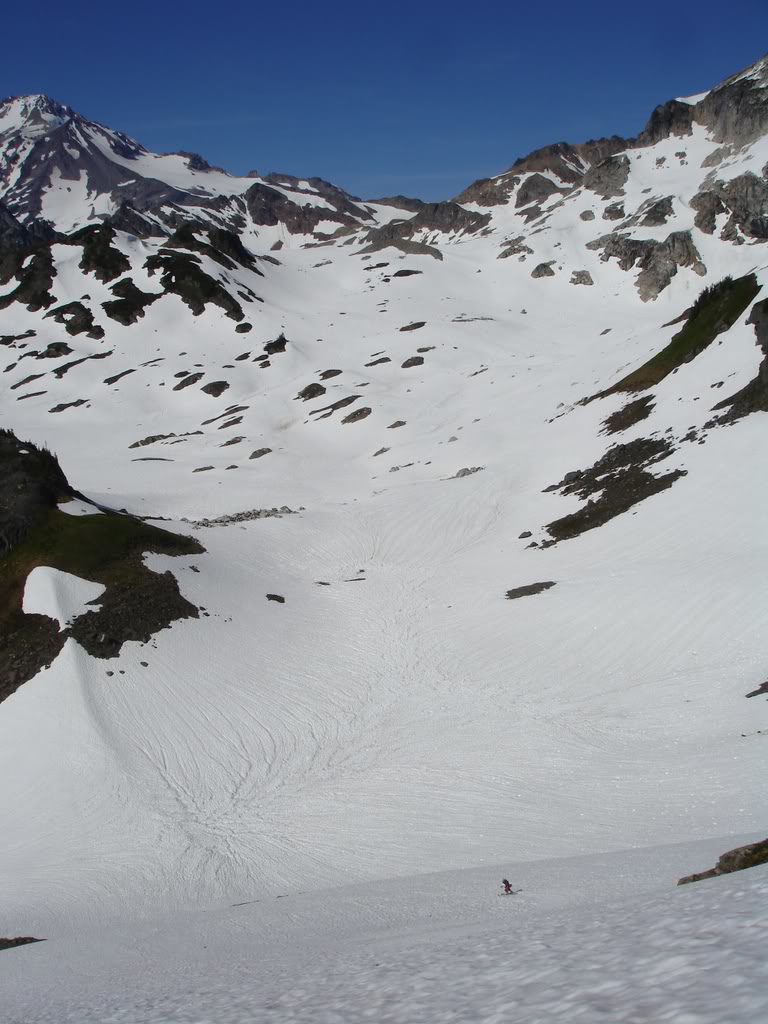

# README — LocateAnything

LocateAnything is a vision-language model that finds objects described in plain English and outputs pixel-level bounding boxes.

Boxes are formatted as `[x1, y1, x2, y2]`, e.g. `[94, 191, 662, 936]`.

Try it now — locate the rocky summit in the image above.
[0, 51, 767, 1023]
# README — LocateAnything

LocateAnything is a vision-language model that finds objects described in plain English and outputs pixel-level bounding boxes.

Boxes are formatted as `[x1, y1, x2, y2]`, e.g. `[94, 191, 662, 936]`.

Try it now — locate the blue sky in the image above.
[4, 1, 767, 199]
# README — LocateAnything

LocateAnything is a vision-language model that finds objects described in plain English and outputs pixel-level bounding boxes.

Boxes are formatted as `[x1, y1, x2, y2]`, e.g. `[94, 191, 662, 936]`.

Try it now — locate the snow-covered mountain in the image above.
[1, 53, 767, 1024]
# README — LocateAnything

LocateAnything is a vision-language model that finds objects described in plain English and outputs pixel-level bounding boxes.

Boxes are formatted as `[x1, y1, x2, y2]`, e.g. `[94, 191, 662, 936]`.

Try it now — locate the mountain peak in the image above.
[0, 93, 74, 139]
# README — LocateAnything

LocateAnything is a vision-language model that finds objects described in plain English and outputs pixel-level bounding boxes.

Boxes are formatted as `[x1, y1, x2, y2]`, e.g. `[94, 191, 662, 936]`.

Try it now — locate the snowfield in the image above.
[2, 839, 767, 1023]
[1, 59, 768, 1022]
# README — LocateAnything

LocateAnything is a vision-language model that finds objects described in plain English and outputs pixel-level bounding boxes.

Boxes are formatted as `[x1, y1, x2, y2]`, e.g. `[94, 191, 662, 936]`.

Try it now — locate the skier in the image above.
[502, 878, 514, 894]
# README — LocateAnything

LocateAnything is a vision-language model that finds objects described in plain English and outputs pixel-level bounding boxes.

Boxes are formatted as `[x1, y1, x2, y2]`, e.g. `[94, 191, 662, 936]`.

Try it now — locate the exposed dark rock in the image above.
[0, 431, 202, 698]
[640, 195, 674, 226]
[310, 395, 359, 419]
[531, 261, 556, 278]
[368, 195, 426, 212]
[173, 372, 204, 391]
[68, 223, 130, 282]
[365, 357, 391, 367]
[0, 936, 44, 951]
[603, 202, 625, 221]
[266, 593, 285, 603]
[38, 341, 72, 358]
[108, 201, 158, 238]
[692, 173, 768, 242]
[515, 173, 566, 209]
[341, 406, 371, 424]
[586, 230, 706, 300]
[545, 437, 684, 543]
[69, 564, 199, 659]
[498, 235, 534, 259]
[678, 837, 768, 885]
[745, 680, 768, 698]
[145, 250, 244, 320]
[694, 57, 768, 146]
[362, 202, 488, 258]
[0, 429, 73, 554]
[580, 210, 595, 221]
[506, 581, 556, 599]
[451, 466, 484, 479]
[245, 181, 366, 235]
[52, 350, 111, 380]
[319, 369, 342, 379]
[102, 278, 160, 325]
[296, 382, 326, 401]
[690, 190, 727, 234]
[400, 321, 426, 331]
[711, 297, 768, 421]
[636, 100, 694, 145]
[49, 399, 87, 413]
[0, 248, 56, 311]
[11, 373, 45, 391]
[264, 333, 288, 355]
[201, 380, 229, 397]
[103, 369, 136, 386]
[388, 420, 406, 429]
[583, 154, 630, 198]
[235, 323, 252, 333]
[44, 300, 104, 338]
[249, 447, 272, 459]
[456, 138, 628, 205]
[601, 395, 655, 434]
[570, 270, 594, 286]
[130, 432, 203, 449]
[163, 223, 260, 272]
[401, 356, 424, 368]
[392, 269, 423, 278]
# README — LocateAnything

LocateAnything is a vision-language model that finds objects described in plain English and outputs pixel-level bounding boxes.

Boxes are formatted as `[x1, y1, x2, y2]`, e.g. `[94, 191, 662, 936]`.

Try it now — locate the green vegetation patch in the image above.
[601, 274, 760, 395]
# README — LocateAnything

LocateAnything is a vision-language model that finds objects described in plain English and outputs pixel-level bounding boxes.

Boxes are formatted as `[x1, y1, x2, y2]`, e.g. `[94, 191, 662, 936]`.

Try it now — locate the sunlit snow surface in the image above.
[2, 839, 766, 1023]
[22, 566, 104, 628]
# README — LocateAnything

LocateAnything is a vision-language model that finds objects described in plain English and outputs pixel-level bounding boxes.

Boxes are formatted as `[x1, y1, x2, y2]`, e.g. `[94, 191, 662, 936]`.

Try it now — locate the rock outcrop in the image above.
[587, 230, 706, 300]
[678, 837, 768, 885]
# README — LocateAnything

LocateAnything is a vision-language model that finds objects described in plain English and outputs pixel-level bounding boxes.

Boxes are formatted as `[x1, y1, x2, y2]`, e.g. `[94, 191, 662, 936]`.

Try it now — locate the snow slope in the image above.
[1, 53, 767, 1023]
[2, 837, 766, 1023]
